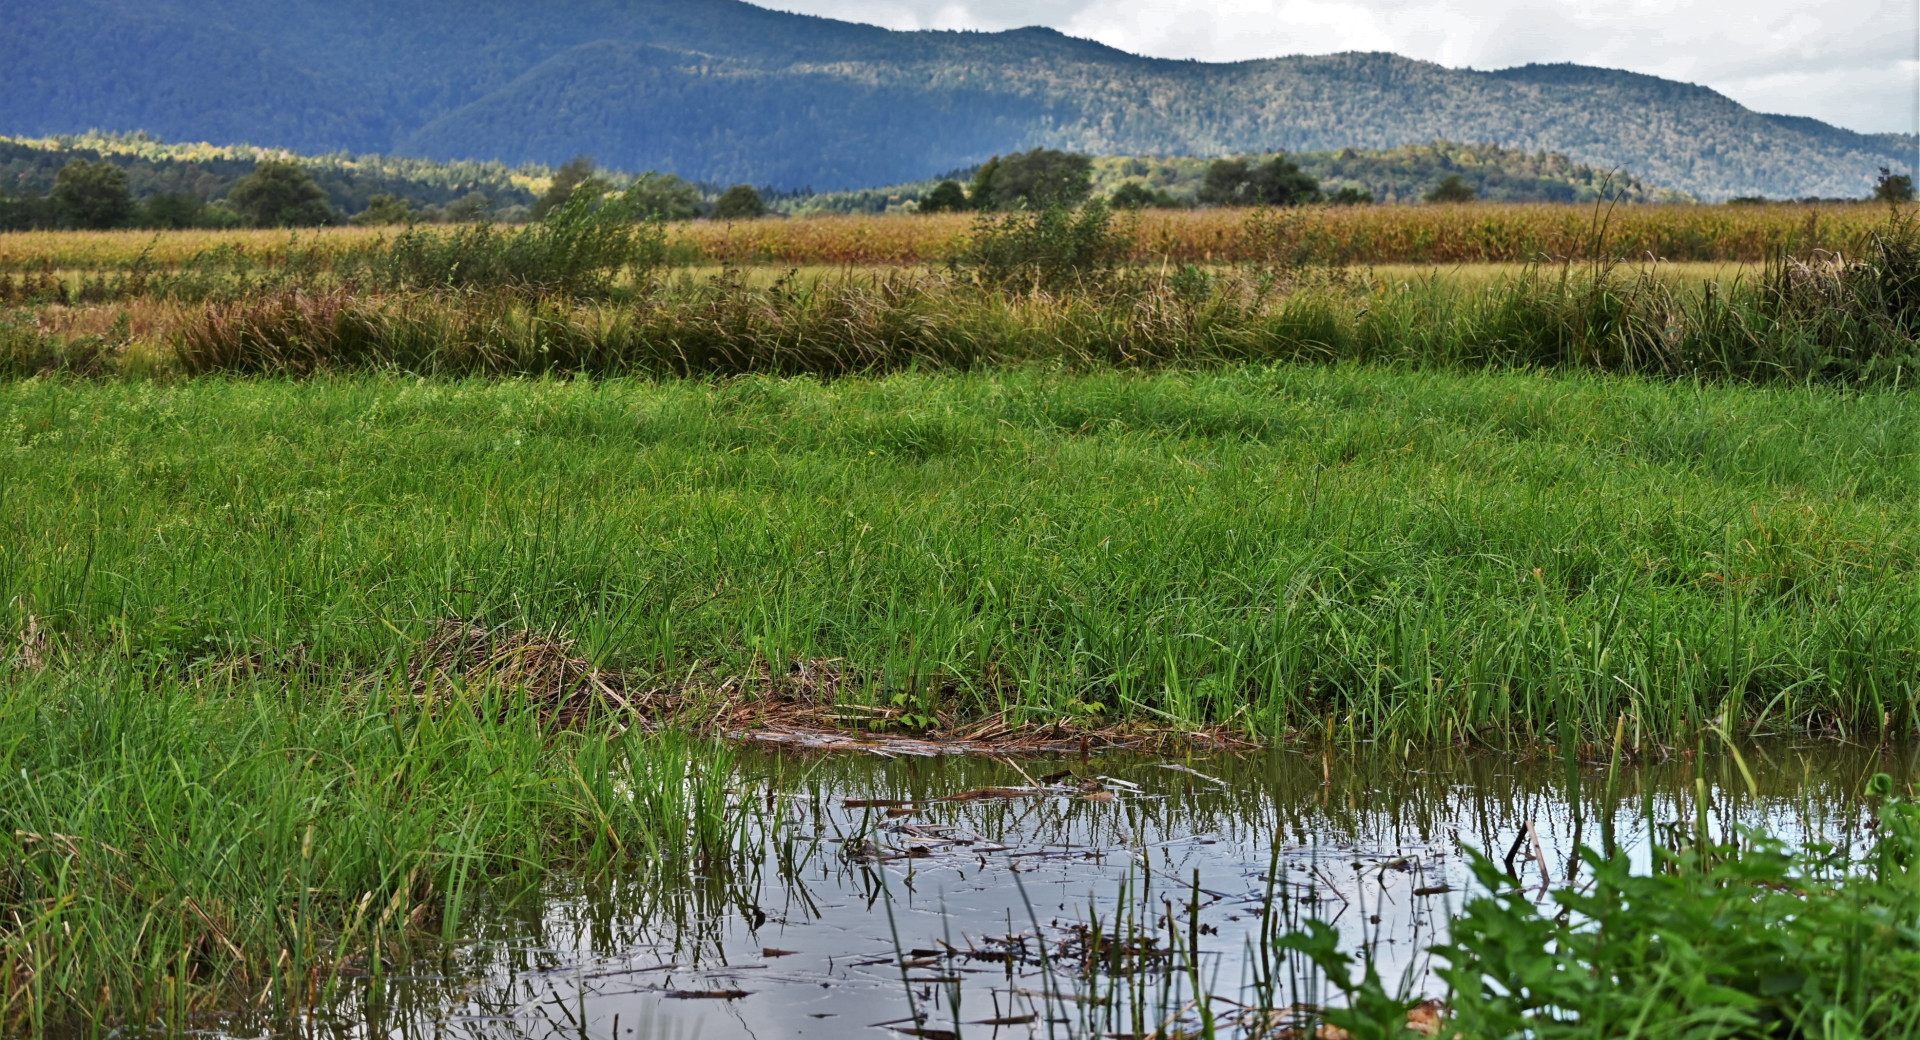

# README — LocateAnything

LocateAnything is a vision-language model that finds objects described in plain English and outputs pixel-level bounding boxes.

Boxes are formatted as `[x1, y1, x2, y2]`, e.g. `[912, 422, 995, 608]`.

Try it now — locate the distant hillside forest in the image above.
[6, 133, 1907, 232]
[2, 0, 1911, 200]
[0, 133, 546, 230]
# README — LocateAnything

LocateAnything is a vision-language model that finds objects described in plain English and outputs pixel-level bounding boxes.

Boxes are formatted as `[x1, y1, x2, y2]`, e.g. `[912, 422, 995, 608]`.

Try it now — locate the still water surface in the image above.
[345, 741, 1914, 1039]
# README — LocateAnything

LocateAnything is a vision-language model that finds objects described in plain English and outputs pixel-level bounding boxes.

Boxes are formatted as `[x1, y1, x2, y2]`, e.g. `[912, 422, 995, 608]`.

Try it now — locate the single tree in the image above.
[532, 156, 599, 220]
[1247, 154, 1321, 205]
[1425, 174, 1476, 203]
[918, 180, 969, 214]
[228, 161, 335, 227]
[626, 173, 703, 220]
[52, 160, 134, 229]
[984, 149, 1093, 210]
[1198, 159, 1253, 206]
[714, 184, 765, 220]
[140, 192, 206, 229]
[1874, 167, 1915, 204]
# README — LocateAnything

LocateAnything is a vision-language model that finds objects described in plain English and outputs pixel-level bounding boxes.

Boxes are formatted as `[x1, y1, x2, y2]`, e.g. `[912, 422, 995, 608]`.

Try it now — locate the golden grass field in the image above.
[0, 202, 1901, 271]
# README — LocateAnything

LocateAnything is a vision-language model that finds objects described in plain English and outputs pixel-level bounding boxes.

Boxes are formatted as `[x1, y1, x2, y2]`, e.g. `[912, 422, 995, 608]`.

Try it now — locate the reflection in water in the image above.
[313, 741, 1915, 1039]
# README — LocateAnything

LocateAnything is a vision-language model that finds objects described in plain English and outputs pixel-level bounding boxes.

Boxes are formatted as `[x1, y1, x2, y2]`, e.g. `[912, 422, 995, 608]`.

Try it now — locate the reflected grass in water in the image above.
[390, 742, 1919, 1040]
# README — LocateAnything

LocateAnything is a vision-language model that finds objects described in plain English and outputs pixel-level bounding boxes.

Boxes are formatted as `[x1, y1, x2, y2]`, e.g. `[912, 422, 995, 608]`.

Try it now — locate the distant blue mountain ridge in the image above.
[1, 0, 1910, 200]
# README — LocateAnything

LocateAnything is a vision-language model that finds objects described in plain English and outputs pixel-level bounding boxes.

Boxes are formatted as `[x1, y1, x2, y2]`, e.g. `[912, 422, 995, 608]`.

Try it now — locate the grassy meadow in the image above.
[7, 367, 1918, 743]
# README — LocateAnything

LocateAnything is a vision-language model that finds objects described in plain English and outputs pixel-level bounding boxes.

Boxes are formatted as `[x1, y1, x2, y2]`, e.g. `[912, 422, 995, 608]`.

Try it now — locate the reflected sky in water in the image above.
[305, 740, 1916, 1040]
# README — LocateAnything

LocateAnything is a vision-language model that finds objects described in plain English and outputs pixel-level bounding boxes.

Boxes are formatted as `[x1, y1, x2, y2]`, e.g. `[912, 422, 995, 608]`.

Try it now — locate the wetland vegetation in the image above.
[4, 190, 1920, 1036]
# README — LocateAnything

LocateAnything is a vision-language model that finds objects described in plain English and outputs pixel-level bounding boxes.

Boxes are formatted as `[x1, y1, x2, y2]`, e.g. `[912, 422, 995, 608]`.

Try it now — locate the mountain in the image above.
[2, 0, 1910, 200]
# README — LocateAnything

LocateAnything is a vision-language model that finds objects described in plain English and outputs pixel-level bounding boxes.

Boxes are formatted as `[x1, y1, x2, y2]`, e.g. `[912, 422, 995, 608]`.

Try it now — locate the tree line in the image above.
[1, 159, 341, 230]
[916, 148, 1384, 213]
[0, 152, 783, 231]
[7, 147, 1908, 233]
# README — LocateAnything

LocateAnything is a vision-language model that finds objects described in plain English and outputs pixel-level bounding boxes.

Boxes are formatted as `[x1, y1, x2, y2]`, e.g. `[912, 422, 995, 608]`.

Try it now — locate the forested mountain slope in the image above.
[2, 0, 1909, 199]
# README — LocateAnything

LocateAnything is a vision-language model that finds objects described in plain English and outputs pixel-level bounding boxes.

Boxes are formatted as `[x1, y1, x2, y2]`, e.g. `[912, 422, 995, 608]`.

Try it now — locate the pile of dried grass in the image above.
[354, 618, 1256, 752]
[705, 656, 1256, 756]
[410, 619, 661, 726]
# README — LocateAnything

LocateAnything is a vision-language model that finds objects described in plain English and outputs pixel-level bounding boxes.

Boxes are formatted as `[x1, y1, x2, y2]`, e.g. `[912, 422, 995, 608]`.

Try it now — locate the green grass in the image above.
[0, 662, 748, 1034]
[5, 365, 1916, 743]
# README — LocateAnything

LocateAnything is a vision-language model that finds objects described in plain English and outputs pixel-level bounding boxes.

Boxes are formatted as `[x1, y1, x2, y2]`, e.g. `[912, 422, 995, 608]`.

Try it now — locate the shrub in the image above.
[968, 157, 1001, 210]
[139, 192, 207, 229]
[1425, 174, 1477, 203]
[1110, 182, 1179, 209]
[918, 180, 970, 214]
[626, 173, 703, 220]
[0, 192, 56, 231]
[713, 184, 766, 220]
[444, 192, 492, 223]
[531, 155, 599, 221]
[951, 199, 1131, 292]
[1875, 166, 1916, 204]
[354, 179, 668, 296]
[352, 194, 416, 226]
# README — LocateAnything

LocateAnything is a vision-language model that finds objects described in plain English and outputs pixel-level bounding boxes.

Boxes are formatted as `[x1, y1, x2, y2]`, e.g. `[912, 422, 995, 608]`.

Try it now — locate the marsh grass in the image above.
[4, 208, 1912, 383]
[0, 663, 753, 1034]
[133, 263, 1916, 384]
[5, 366, 1918, 745]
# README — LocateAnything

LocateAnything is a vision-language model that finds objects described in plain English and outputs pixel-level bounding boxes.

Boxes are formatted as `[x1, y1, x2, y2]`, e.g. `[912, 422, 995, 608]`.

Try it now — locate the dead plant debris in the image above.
[399, 619, 1257, 755]
[9, 612, 46, 671]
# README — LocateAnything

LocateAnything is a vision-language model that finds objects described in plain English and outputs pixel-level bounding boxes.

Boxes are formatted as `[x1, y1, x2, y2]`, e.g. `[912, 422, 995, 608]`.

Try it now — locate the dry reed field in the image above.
[680, 203, 1901, 267]
[0, 202, 1901, 272]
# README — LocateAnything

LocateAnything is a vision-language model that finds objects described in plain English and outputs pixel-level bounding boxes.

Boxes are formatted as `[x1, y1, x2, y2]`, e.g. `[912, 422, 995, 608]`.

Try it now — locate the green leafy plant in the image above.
[1438, 789, 1920, 1038]
[951, 199, 1132, 292]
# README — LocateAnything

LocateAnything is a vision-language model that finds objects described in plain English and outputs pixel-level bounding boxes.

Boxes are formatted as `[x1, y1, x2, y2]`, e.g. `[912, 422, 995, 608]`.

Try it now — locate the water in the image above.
[334, 741, 1915, 1039]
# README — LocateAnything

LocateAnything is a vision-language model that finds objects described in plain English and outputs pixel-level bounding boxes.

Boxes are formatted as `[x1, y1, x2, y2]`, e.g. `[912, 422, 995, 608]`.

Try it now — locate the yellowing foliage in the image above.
[2, 203, 1903, 271]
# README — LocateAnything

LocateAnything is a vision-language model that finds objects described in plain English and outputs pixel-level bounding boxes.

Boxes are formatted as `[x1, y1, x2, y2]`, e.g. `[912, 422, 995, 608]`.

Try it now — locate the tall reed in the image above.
[151, 262, 1919, 384]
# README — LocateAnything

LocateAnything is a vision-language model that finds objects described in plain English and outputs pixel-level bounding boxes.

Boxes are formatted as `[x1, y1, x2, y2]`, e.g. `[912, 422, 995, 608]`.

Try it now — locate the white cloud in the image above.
[756, 0, 1918, 134]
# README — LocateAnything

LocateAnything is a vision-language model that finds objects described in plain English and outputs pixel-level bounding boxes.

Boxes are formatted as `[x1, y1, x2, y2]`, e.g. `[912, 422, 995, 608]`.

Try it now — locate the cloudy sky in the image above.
[758, 0, 1916, 135]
